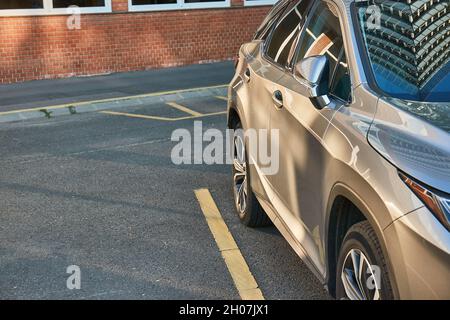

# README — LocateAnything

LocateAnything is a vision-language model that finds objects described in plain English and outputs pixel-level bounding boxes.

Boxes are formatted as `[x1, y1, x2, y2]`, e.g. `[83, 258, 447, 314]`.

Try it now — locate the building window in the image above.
[53, 0, 106, 8]
[0, 1, 44, 9]
[129, 0, 230, 12]
[244, 0, 277, 7]
[0, 0, 111, 16]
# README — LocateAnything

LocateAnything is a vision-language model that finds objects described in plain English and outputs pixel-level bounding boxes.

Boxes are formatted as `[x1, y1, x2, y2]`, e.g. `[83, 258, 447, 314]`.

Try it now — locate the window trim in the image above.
[244, 0, 278, 7]
[128, 0, 230, 12]
[0, 0, 112, 16]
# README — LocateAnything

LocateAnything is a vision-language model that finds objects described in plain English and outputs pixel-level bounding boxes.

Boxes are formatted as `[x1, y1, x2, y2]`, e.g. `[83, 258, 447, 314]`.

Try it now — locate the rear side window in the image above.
[254, 0, 291, 40]
[265, 0, 312, 67]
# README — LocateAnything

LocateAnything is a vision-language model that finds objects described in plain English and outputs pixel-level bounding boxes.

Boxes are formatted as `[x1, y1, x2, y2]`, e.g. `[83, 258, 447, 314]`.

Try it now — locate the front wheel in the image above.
[336, 221, 394, 300]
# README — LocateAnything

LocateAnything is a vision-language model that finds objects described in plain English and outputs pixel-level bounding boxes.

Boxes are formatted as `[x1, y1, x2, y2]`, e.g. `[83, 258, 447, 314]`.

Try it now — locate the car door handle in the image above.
[272, 90, 283, 108]
[243, 68, 251, 83]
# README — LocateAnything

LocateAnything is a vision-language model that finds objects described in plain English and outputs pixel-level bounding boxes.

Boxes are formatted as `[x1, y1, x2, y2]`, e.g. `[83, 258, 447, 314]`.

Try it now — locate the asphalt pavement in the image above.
[0, 68, 330, 299]
[0, 61, 234, 113]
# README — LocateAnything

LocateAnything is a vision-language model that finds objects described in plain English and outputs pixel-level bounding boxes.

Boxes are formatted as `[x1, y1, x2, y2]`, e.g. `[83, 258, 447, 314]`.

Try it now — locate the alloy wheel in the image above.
[233, 133, 248, 215]
[341, 248, 381, 300]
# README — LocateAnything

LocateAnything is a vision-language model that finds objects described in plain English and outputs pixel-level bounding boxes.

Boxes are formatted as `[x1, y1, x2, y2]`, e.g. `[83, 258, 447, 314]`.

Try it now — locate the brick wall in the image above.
[112, 0, 128, 12]
[0, 0, 270, 84]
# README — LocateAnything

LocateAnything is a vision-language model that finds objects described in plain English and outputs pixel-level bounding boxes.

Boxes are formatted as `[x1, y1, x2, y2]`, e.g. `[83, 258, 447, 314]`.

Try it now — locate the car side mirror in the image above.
[294, 55, 331, 109]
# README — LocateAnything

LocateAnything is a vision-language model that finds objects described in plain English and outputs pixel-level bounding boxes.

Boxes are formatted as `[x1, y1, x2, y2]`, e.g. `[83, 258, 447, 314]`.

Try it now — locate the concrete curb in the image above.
[0, 85, 228, 124]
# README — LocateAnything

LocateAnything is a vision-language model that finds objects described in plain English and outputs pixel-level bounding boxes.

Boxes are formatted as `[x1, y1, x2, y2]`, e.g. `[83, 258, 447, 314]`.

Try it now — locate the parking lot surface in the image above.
[0, 92, 330, 299]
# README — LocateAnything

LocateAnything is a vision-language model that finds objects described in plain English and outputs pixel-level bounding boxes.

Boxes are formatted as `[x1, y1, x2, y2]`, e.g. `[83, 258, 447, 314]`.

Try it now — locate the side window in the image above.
[295, 2, 352, 102]
[265, 0, 312, 67]
[330, 54, 352, 102]
[254, 0, 290, 40]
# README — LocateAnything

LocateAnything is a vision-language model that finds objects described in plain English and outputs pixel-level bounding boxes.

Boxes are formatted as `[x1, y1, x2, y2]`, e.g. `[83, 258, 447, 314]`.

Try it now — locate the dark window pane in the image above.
[185, 0, 225, 2]
[266, 0, 311, 66]
[254, 0, 290, 40]
[53, 0, 105, 7]
[0, 0, 43, 9]
[132, 0, 176, 4]
[330, 54, 351, 102]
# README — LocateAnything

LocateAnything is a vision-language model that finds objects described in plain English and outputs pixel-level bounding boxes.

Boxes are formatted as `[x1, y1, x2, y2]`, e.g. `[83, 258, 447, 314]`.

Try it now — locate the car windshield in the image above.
[354, 0, 450, 102]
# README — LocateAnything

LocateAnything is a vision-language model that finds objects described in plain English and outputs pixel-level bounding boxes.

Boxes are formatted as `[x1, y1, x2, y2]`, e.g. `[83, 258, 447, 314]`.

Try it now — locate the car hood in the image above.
[368, 97, 450, 194]
[383, 97, 450, 133]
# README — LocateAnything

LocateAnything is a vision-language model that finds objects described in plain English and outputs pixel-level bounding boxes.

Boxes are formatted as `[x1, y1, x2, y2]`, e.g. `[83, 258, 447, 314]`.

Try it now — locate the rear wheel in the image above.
[336, 221, 394, 300]
[232, 120, 270, 227]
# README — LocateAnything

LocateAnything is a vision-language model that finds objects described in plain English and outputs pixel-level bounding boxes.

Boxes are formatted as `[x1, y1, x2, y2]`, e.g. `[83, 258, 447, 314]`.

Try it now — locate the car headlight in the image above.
[399, 172, 450, 232]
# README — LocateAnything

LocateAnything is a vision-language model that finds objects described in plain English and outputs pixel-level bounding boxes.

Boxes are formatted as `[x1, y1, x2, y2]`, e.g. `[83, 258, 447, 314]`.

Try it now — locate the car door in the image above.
[246, 0, 313, 198]
[239, 0, 291, 198]
[269, 0, 353, 275]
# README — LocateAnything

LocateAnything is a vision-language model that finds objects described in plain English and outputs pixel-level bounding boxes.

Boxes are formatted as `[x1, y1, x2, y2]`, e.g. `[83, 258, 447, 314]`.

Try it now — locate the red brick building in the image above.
[0, 0, 273, 84]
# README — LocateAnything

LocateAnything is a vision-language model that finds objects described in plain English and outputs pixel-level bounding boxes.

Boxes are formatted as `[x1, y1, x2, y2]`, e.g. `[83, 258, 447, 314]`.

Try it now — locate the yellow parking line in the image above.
[0, 84, 228, 116]
[194, 189, 264, 300]
[215, 96, 228, 102]
[193, 111, 227, 118]
[99, 111, 177, 121]
[100, 110, 226, 121]
[166, 102, 203, 117]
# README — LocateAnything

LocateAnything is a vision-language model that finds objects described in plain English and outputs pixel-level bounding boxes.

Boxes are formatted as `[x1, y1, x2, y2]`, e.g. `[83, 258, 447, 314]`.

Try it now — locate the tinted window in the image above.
[53, 0, 105, 6]
[0, 0, 43, 9]
[266, 0, 312, 66]
[132, 0, 176, 4]
[355, 1, 449, 102]
[254, 0, 291, 40]
[296, 2, 351, 102]
[330, 54, 351, 102]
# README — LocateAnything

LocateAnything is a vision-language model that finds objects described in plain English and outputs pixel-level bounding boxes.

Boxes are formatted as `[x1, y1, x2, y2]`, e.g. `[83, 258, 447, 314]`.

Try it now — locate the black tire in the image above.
[231, 120, 271, 228]
[336, 221, 394, 300]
